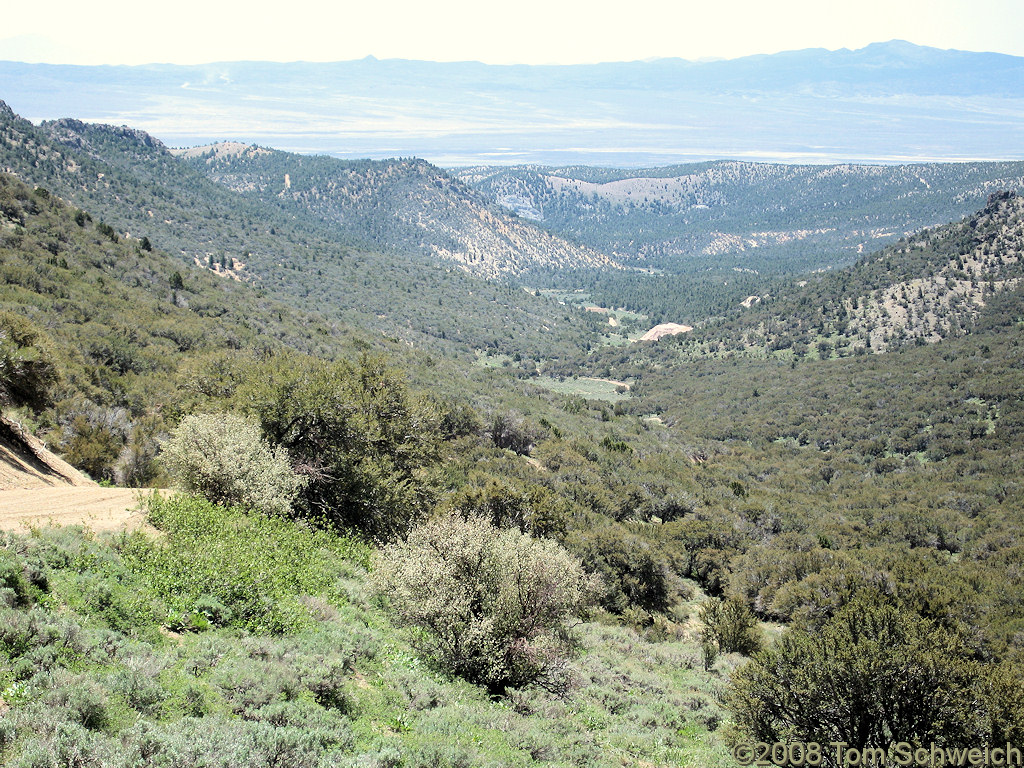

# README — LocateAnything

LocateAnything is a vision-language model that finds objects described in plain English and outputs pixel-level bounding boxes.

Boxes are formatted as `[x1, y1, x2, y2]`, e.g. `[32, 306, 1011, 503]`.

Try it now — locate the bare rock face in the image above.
[639, 323, 693, 342]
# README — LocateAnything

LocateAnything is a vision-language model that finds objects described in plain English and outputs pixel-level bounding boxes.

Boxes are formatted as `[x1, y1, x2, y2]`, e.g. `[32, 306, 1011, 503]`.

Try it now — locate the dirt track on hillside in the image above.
[0, 414, 165, 533]
[0, 488, 158, 532]
[0, 417, 95, 490]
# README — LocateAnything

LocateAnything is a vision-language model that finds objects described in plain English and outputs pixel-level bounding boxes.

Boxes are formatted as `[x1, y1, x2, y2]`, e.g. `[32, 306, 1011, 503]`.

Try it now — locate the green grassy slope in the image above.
[0, 496, 739, 767]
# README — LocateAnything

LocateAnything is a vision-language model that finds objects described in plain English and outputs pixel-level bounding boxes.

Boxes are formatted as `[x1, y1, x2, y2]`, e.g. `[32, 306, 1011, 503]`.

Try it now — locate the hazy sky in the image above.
[2, 0, 1022, 65]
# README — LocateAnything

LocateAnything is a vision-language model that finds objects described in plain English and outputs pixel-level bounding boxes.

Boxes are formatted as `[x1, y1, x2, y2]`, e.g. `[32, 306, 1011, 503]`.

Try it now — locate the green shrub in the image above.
[240, 353, 442, 539]
[727, 534, 849, 620]
[985, 661, 1024, 743]
[0, 549, 36, 608]
[698, 596, 761, 656]
[373, 513, 598, 693]
[488, 411, 542, 455]
[567, 524, 673, 614]
[160, 412, 305, 516]
[108, 658, 167, 714]
[52, 401, 130, 484]
[0, 311, 60, 410]
[114, 415, 164, 487]
[450, 473, 573, 537]
[437, 400, 483, 440]
[193, 594, 233, 627]
[726, 592, 988, 753]
[45, 680, 111, 731]
[9, 722, 106, 768]
[119, 716, 351, 768]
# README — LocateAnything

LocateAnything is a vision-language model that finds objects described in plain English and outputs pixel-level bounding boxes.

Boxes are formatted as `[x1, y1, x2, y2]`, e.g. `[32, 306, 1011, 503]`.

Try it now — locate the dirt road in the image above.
[0, 417, 94, 491]
[0, 414, 165, 533]
[0, 488, 156, 532]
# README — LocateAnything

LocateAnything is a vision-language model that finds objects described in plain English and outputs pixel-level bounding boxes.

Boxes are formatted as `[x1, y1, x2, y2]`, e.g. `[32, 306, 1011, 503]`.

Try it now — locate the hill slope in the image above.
[719, 190, 1024, 356]
[4, 96, 1024, 768]
[0, 170, 369, 483]
[457, 160, 1024, 275]
[175, 143, 615, 279]
[0, 103, 609, 360]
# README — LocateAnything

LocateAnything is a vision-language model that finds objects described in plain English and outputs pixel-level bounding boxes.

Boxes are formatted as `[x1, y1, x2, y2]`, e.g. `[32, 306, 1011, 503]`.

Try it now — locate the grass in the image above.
[0, 500, 740, 767]
[534, 376, 633, 403]
[473, 350, 515, 368]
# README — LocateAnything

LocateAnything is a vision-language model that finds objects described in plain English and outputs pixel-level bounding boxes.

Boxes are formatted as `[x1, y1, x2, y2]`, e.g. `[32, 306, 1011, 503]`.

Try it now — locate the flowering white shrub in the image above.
[373, 513, 598, 693]
[160, 412, 304, 516]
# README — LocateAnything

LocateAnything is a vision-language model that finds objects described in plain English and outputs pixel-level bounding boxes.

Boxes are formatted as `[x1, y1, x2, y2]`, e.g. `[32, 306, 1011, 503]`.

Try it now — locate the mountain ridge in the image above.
[0, 102, 610, 360]
[461, 160, 1024, 257]
[174, 141, 617, 279]
[4, 41, 1022, 166]
[669, 190, 1024, 358]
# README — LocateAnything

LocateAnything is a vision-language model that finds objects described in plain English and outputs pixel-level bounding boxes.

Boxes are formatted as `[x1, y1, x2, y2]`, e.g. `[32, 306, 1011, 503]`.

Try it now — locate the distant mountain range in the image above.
[2, 41, 1024, 166]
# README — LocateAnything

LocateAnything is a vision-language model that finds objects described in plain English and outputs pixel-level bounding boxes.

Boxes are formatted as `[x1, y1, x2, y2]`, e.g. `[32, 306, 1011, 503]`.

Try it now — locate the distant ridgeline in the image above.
[458, 161, 1024, 324]
[5, 96, 1024, 334]
[457, 161, 1024, 273]
[2, 42, 1024, 164]
[172, 142, 614, 280]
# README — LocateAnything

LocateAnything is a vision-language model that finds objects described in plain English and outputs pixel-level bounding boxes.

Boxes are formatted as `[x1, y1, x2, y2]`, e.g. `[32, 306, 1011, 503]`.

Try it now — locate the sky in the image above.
[1, 0, 1022, 65]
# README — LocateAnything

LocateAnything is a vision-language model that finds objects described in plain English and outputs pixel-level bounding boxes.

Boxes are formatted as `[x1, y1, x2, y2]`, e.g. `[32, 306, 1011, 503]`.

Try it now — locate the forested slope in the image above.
[693, 190, 1024, 356]
[460, 160, 1024, 272]
[0, 102, 609, 361]
[176, 143, 615, 279]
[0, 171, 369, 484]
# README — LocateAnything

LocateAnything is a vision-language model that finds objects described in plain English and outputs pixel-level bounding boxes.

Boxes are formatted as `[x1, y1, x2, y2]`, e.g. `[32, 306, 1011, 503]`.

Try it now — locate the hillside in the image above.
[0, 170, 370, 484]
[457, 160, 1024, 274]
[175, 143, 616, 279]
[5, 195, 1024, 764]
[705, 190, 1024, 356]
[0, 102, 610, 361]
